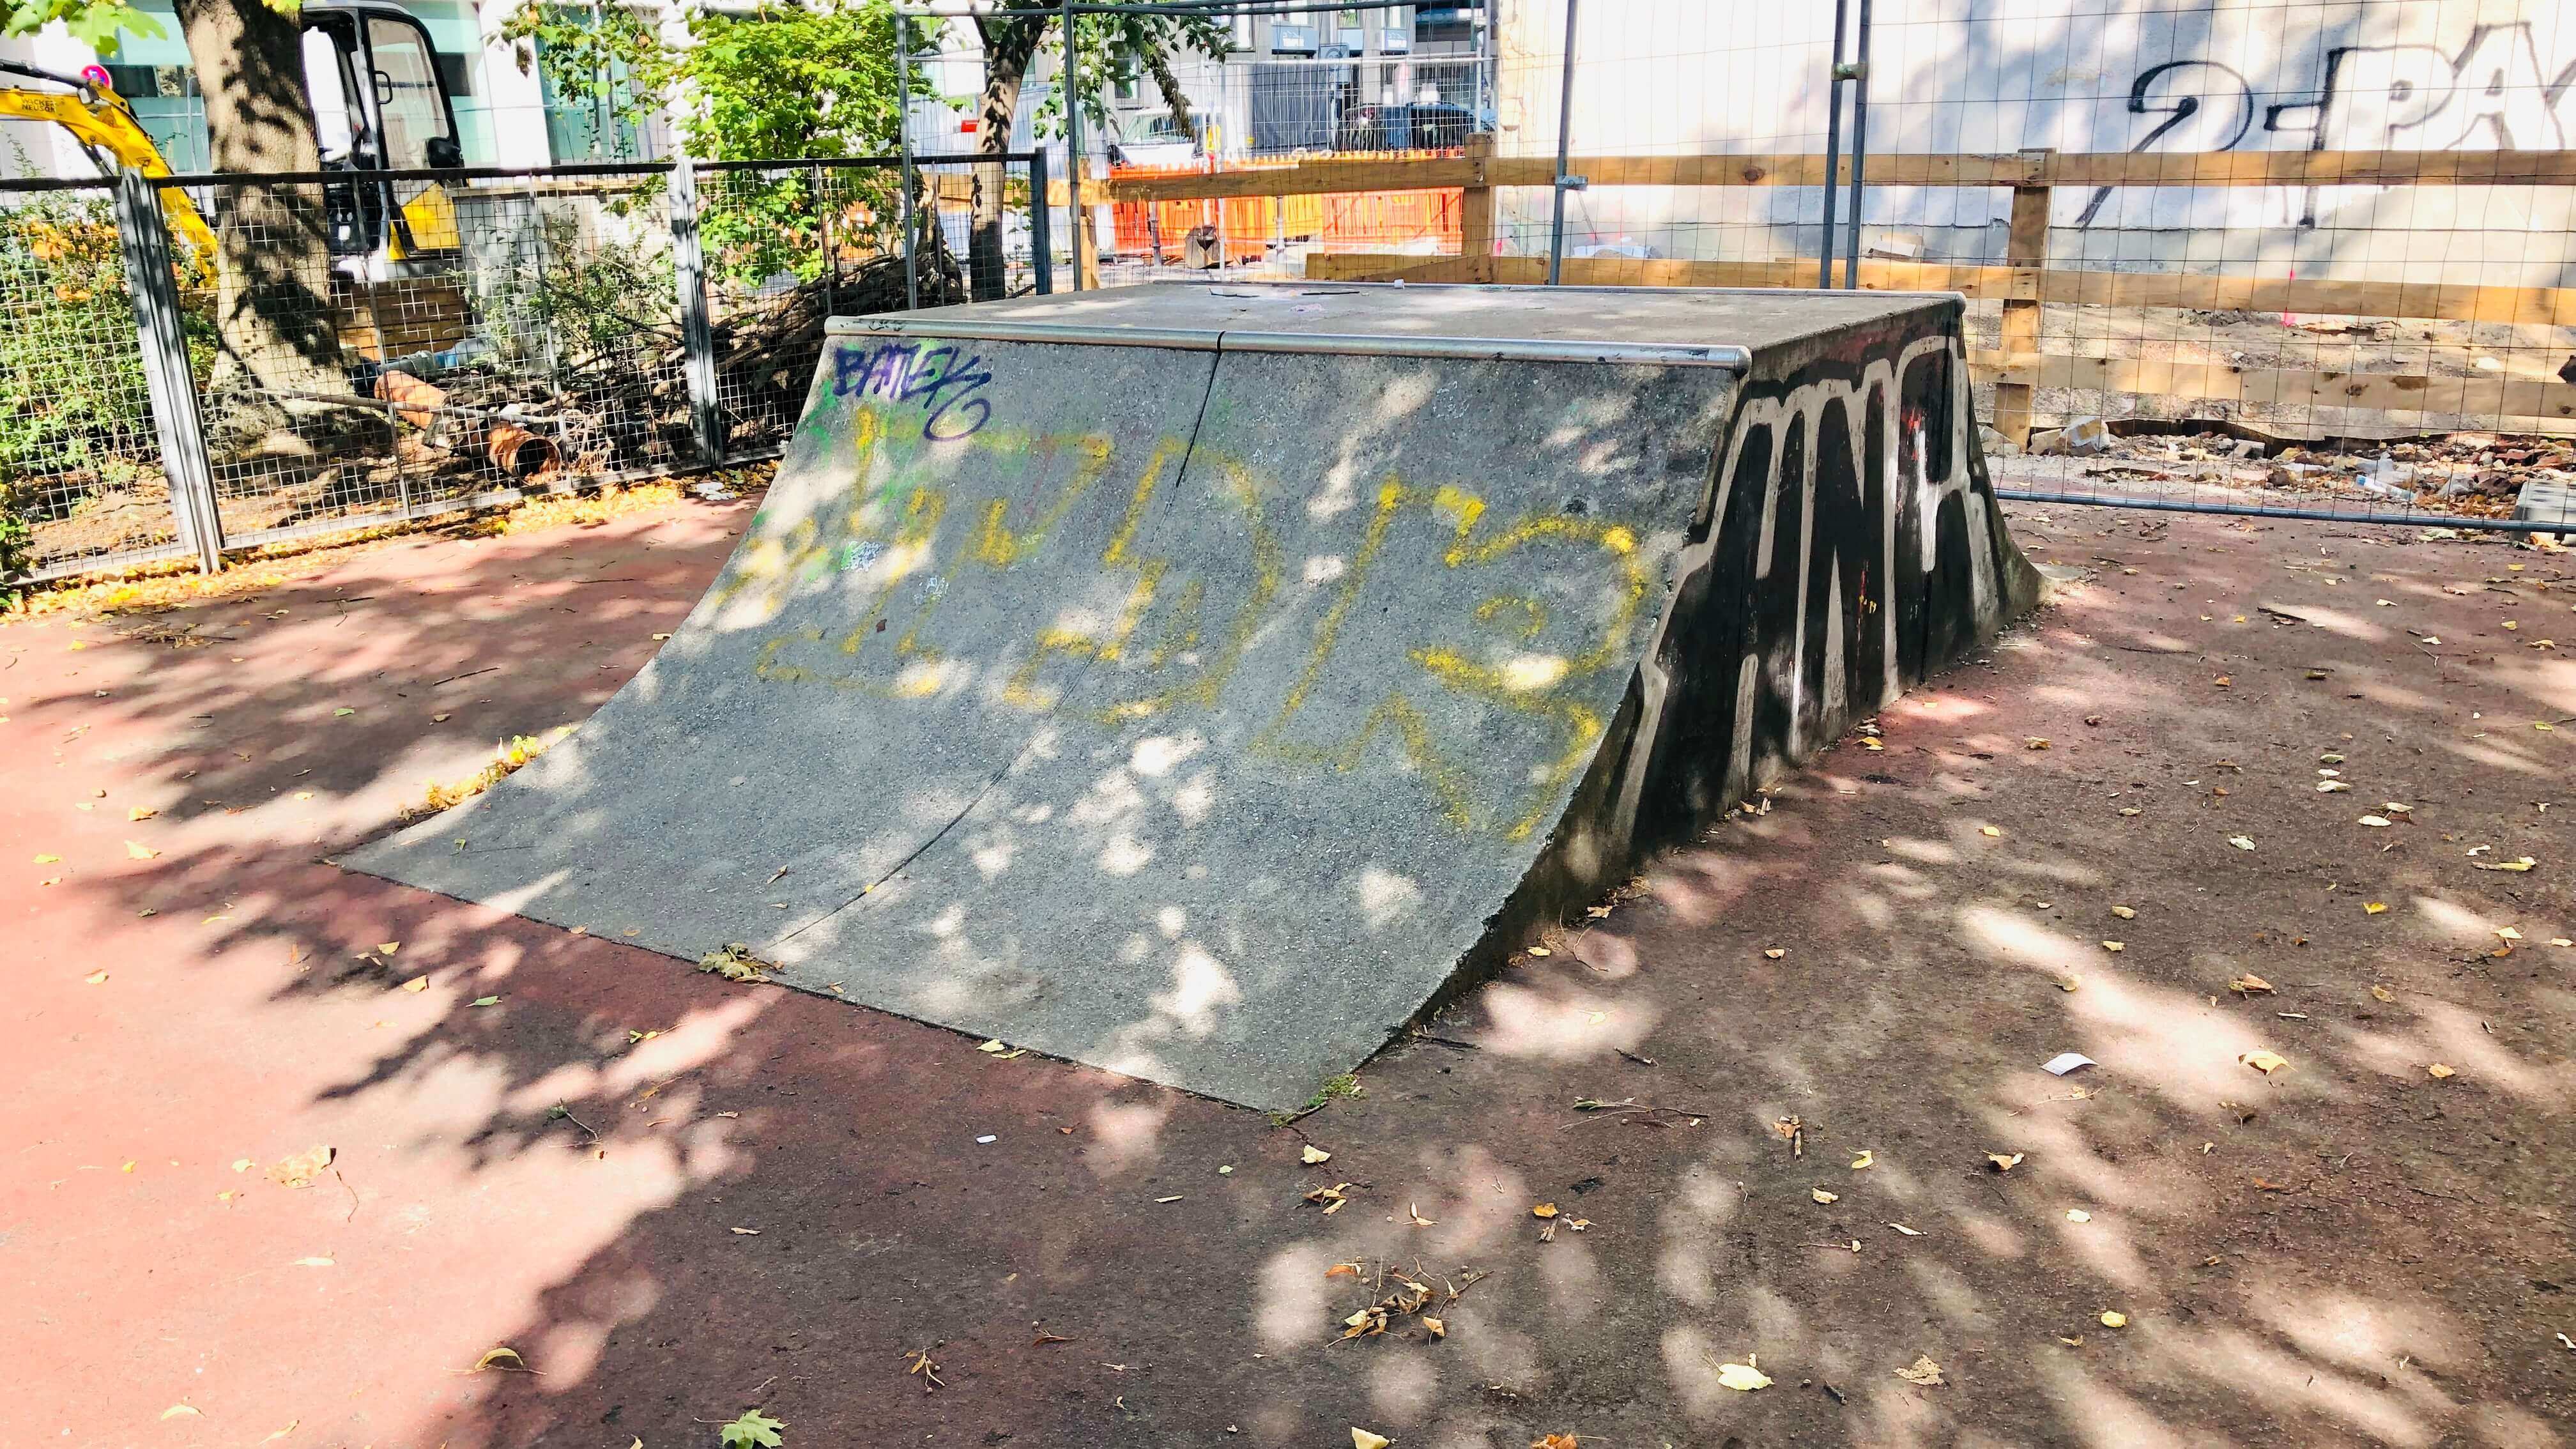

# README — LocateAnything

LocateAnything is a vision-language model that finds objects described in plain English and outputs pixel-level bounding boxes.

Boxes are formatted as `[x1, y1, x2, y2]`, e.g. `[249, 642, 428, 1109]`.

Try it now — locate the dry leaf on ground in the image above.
[2230, 974, 2275, 994]
[1986, 1153, 2025, 1172]
[268, 1146, 333, 1188]
[1894, 1354, 1945, 1386]
[1301, 1144, 1331, 1164]
[1716, 1360, 1773, 1392]
[1353, 1430, 1391, 1449]
[2241, 1050, 2289, 1075]
[2100, 1311, 2129, 1328]
[1531, 1202, 1558, 1218]
[1811, 1188, 1839, 1204]
[2427, 1063, 2456, 1079]
[1849, 1150, 1873, 1170]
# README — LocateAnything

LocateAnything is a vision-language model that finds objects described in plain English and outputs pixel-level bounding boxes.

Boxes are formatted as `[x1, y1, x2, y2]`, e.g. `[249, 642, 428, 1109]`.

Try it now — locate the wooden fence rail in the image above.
[1123, 141, 2576, 440]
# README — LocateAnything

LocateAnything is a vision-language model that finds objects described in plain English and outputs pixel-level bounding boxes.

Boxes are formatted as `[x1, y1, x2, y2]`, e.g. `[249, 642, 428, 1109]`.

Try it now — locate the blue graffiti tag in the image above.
[832, 341, 993, 441]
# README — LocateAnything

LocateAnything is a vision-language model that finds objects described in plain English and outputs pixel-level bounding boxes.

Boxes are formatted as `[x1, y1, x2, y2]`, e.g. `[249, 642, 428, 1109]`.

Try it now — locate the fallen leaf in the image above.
[2066, 1208, 2092, 1223]
[1531, 1202, 1559, 1219]
[2101, 940, 2124, 953]
[1525, 946, 1551, 958]
[1762, 947, 1786, 960]
[2370, 985, 2396, 1002]
[2110, 905, 2136, 919]
[1407, 1203, 1435, 1227]
[2497, 926, 2524, 941]
[32, 853, 60, 864]
[1986, 1153, 2025, 1172]
[977, 1039, 1008, 1054]
[2229, 974, 2274, 995]
[84, 970, 108, 985]
[2228, 836, 2256, 850]
[400, 976, 427, 993]
[730, 1226, 761, 1235]
[1301, 1144, 1331, 1165]
[2426, 1063, 2455, 1079]
[268, 1146, 333, 1188]
[1887, 1222, 1924, 1236]
[470, 995, 501, 1008]
[1715, 1360, 1773, 1392]
[1811, 1188, 1839, 1204]
[1353, 1430, 1392, 1449]
[125, 841, 158, 860]
[377, 942, 399, 955]
[2240, 1050, 2289, 1075]
[1529, 1434, 1570, 1449]
[2025, 738, 2051, 750]
[1979, 825, 2002, 838]
[1849, 1149, 1874, 1170]
[471, 1346, 532, 1372]
[2474, 857, 2537, 872]
[291, 1256, 333, 1268]
[2099, 1311, 2128, 1329]
[127, 806, 157, 822]
[334, 707, 355, 717]
[160, 1405, 202, 1420]
[1894, 1354, 1945, 1386]
[2317, 780, 2352, 793]
[2365, 901, 2388, 914]
[2358, 815, 2391, 828]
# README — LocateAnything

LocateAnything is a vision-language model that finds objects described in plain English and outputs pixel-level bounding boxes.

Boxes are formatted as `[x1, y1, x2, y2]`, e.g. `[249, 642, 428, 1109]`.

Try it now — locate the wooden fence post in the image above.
[1462, 133, 1497, 283]
[1993, 147, 2053, 447]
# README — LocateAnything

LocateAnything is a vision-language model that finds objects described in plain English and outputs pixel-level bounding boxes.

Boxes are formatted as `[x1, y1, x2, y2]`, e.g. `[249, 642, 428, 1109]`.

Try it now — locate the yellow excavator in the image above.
[1, 0, 464, 270]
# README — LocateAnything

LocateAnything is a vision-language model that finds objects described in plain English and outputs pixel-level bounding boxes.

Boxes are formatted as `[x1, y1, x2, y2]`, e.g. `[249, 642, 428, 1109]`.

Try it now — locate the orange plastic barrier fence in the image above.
[1108, 151, 1462, 262]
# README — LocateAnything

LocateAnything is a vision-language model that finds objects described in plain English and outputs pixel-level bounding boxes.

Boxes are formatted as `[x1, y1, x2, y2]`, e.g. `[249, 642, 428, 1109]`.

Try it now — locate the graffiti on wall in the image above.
[2077, 22, 2576, 226]
[710, 366, 1657, 844]
[1611, 331, 2005, 843]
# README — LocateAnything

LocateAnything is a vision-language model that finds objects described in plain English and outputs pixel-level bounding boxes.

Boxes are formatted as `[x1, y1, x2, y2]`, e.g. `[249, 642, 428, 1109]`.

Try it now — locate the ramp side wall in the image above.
[1489, 299, 2044, 984]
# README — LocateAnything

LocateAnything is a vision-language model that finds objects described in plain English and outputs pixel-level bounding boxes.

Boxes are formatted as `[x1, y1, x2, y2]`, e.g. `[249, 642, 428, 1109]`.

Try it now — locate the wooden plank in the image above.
[1968, 351, 2576, 425]
[1459, 134, 1496, 285]
[1106, 157, 1478, 203]
[1123, 149, 2576, 203]
[1300, 252, 2576, 326]
[1993, 174, 2053, 446]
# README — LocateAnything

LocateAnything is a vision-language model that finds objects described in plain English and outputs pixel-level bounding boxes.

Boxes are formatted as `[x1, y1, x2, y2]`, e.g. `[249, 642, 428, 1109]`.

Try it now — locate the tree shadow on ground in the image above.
[11, 503, 2573, 1447]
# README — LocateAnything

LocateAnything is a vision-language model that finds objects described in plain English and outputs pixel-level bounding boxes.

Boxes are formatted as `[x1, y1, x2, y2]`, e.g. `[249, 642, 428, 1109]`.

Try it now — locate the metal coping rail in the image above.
[0, 152, 1041, 194]
[828, 314, 1752, 369]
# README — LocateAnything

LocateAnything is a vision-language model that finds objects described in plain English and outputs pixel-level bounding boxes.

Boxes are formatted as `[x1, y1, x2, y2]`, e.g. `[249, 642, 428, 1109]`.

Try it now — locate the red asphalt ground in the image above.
[6, 496, 2573, 1449]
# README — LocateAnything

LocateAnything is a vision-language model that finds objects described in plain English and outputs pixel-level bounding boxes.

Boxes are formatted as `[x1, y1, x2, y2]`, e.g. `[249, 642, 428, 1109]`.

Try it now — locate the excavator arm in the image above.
[0, 61, 220, 262]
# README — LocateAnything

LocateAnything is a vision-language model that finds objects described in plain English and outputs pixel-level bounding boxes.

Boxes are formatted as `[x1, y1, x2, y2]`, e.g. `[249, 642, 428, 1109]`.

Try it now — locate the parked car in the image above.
[1332, 102, 1482, 152]
[1107, 112, 1199, 168]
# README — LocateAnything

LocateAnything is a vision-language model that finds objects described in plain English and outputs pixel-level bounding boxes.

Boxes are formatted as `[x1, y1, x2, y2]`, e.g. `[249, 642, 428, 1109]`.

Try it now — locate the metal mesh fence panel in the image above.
[0, 183, 182, 574]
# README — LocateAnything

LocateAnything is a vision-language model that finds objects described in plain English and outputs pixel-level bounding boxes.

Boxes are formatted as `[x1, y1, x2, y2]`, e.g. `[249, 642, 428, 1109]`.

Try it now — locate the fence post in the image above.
[1461, 133, 1496, 283]
[1545, 0, 1581, 285]
[897, 9, 918, 310]
[668, 154, 726, 466]
[1993, 147, 2053, 447]
[1029, 150, 1055, 295]
[112, 167, 223, 574]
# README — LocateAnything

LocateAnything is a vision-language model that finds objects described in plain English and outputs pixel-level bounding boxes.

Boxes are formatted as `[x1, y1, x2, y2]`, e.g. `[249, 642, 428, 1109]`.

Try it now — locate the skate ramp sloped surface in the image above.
[351, 293, 1745, 1108]
[349, 283, 2035, 1109]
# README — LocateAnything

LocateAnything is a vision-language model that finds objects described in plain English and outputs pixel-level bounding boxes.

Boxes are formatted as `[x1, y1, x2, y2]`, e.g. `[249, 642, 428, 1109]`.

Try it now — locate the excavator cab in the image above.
[0, 1, 463, 272]
[300, 1, 464, 270]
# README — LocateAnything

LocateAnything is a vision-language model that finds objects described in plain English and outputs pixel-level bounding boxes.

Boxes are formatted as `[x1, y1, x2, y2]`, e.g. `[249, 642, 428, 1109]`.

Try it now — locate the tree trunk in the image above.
[969, 18, 1042, 302]
[172, 0, 341, 419]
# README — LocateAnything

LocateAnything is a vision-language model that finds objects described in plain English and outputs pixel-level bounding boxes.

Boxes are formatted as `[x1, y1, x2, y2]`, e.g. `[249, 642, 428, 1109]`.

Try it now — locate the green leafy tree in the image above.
[505, 0, 924, 288]
[963, 4, 1227, 298]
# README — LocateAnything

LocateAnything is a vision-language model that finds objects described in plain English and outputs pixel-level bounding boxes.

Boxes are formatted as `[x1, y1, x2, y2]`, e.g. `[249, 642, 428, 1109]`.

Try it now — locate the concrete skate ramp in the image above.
[349, 282, 2039, 1110]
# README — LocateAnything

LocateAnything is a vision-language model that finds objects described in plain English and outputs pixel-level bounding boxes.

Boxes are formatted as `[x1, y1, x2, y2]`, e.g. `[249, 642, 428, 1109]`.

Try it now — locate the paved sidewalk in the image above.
[5, 499, 2572, 1448]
